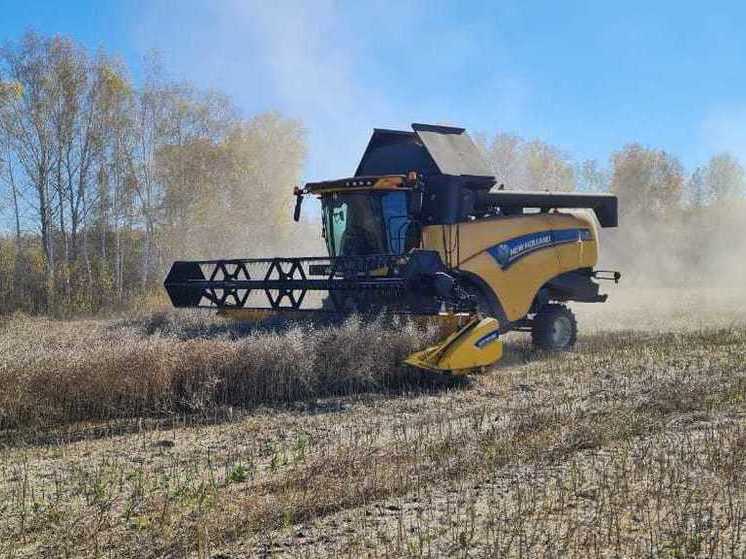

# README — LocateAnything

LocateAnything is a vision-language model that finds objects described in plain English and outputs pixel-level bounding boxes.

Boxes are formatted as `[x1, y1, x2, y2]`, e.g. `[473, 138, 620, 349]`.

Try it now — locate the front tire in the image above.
[532, 304, 577, 351]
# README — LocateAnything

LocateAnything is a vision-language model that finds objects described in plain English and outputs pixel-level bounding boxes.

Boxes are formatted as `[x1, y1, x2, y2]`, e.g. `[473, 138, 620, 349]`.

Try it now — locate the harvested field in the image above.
[1, 288, 745, 557]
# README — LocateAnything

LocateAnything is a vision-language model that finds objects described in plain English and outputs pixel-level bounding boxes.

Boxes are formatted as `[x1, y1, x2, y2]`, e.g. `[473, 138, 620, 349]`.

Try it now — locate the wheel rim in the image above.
[550, 316, 573, 348]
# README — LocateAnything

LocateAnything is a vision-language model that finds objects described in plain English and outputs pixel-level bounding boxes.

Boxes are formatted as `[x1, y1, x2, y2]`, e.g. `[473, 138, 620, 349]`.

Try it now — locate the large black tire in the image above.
[532, 304, 577, 351]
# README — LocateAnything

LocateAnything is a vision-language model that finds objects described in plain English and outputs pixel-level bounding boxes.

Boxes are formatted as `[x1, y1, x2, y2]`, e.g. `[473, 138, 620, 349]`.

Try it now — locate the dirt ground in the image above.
[1, 287, 745, 558]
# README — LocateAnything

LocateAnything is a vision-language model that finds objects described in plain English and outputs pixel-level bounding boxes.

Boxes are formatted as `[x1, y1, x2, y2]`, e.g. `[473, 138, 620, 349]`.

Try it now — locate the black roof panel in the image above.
[355, 123, 494, 181]
[354, 128, 437, 177]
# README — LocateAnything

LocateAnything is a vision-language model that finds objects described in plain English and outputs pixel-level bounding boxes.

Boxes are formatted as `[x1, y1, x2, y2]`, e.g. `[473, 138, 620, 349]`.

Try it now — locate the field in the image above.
[1, 288, 746, 558]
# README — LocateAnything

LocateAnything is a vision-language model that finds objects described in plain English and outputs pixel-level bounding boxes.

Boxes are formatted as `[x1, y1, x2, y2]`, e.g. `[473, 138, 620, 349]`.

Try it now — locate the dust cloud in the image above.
[585, 200, 746, 332]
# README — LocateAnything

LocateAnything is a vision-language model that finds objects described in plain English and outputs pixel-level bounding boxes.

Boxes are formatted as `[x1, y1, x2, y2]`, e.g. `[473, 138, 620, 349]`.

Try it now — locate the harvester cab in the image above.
[164, 123, 620, 374]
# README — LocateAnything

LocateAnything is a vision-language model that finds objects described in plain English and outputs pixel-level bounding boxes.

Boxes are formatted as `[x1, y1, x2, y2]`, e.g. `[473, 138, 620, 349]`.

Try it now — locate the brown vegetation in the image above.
[1, 295, 745, 557]
[0, 311, 438, 430]
[0, 32, 313, 316]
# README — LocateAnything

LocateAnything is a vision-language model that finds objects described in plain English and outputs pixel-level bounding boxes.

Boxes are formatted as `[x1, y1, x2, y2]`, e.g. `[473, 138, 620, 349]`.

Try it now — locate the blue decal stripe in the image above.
[487, 228, 592, 269]
[475, 329, 501, 348]
[552, 229, 582, 243]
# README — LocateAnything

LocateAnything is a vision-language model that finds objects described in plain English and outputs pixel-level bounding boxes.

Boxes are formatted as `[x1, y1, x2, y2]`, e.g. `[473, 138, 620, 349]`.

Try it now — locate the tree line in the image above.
[2, 32, 744, 316]
[0, 32, 307, 315]
[483, 132, 746, 210]
[482, 132, 746, 287]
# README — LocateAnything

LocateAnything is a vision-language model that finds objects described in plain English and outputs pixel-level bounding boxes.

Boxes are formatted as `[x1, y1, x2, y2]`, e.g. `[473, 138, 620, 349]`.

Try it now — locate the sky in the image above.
[2, 0, 746, 181]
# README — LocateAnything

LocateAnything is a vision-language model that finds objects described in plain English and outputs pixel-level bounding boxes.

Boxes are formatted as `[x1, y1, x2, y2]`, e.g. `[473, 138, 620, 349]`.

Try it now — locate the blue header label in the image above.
[475, 329, 501, 348]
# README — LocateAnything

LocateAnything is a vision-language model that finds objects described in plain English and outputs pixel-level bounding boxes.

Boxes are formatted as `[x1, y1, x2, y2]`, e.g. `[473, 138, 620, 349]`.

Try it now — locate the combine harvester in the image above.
[164, 124, 619, 374]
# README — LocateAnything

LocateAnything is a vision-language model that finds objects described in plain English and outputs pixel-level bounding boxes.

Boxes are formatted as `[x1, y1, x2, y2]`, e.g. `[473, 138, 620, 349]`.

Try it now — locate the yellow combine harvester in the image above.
[164, 124, 619, 374]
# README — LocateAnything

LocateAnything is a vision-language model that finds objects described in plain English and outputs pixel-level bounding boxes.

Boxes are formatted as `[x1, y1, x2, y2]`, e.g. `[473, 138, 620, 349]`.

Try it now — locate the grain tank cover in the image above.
[411, 123, 494, 178]
[355, 123, 495, 183]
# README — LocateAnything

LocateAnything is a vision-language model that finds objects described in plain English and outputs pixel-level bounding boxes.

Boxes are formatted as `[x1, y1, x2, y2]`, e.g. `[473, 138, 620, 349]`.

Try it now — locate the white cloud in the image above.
[129, 1, 529, 181]
[225, 0, 401, 180]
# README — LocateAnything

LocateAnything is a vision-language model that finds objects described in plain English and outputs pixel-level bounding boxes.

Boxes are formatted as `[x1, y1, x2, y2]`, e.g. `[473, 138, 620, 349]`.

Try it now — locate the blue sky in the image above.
[2, 0, 746, 181]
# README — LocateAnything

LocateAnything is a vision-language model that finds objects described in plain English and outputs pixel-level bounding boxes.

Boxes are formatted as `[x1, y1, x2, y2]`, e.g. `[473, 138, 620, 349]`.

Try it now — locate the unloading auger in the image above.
[164, 123, 620, 374]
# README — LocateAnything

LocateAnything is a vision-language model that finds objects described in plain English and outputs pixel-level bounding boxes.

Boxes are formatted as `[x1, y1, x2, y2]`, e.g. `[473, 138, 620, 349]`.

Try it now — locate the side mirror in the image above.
[293, 188, 304, 222]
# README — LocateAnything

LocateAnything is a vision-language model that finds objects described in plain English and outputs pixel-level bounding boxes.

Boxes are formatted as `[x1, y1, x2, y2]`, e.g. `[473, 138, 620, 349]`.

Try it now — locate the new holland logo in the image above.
[488, 228, 591, 269]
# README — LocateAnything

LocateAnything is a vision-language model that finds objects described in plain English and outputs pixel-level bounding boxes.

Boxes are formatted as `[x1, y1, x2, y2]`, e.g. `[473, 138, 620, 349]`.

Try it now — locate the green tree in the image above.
[703, 153, 745, 204]
[610, 143, 683, 219]
[0, 32, 309, 315]
[523, 140, 575, 192]
[686, 167, 708, 209]
[576, 159, 608, 193]
[483, 132, 576, 191]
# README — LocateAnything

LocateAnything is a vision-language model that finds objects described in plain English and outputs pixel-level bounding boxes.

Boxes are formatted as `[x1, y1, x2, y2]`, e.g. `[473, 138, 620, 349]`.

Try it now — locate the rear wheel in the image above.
[532, 304, 577, 351]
